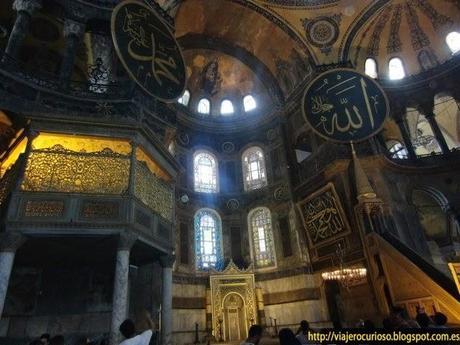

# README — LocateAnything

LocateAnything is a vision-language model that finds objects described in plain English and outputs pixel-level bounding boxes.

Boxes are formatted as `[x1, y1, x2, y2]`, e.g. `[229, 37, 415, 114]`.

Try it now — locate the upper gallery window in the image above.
[388, 58, 405, 80]
[220, 100, 234, 115]
[178, 90, 190, 106]
[386, 140, 408, 159]
[243, 95, 257, 112]
[364, 58, 378, 79]
[248, 207, 276, 268]
[242, 146, 267, 191]
[194, 151, 218, 193]
[195, 209, 223, 270]
[197, 98, 210, 114]
[446, 31, 460, 54]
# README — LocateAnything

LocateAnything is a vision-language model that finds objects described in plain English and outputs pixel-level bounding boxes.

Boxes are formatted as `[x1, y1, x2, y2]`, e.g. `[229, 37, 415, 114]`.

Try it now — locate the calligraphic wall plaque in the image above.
[302, 68, 389, 143]
[297, 183, 351, 248]
[111, 0, 186, 102]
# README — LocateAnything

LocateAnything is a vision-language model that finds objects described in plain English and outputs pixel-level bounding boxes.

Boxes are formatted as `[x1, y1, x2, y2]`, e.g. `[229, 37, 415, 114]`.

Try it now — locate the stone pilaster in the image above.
[160, 255, 175, 345]
[255, 287, 266, 327]
[4, 0, 42, 59]
[109, 232, 137, 345]
[0, 232, 26, 317]
[59, 19, 85, 86]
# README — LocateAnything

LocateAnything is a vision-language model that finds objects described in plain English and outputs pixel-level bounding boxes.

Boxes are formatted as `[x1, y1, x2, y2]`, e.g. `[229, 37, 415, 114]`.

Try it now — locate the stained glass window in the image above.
[178, 90, 190, 106]
[365, 58, 378, 79]
[242, 146, 267, 191]
[194, 151, 218, 193]
[249, 207, 275, 268]
[388, 58, 405, 80]
[198, 98, 210, 114]
[243, 95, 257, 112]
[195, 209, 223, 270]
[221, 100, 234, 115]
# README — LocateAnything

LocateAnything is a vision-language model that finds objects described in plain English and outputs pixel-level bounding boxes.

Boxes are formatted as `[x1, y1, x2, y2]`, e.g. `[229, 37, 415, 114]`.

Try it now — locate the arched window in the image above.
[197, 98, 210, 114]
[386, 140, 408, 159]
[248, 207, 276, 268]
[195, 209, 223, 269]
[446, 31, 460, 54]
[388, 58, 405, 80]
[243, 95, 257, 112]
[178, 90, 190, 106]
[220, 99, 234, 115]
[242, 146, 267, 191]
[194, 151, 218, 193]
[365, 58, 378, 79]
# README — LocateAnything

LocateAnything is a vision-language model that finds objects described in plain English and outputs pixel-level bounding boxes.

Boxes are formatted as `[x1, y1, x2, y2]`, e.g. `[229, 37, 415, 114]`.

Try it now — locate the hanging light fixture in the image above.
[321, 243, 367, 288]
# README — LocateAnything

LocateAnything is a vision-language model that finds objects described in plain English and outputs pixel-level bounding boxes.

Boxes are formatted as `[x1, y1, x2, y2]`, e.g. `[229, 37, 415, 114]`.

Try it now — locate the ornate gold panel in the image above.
[134, 160, 173, 221]
[21, 145, 130, 194]
[80, 201, 120, 220]
[24, 200, 64, 217]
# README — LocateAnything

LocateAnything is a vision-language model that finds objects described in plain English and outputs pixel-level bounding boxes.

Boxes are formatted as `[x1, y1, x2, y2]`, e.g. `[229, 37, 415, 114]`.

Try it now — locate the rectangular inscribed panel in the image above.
[297, 183, 351, 248]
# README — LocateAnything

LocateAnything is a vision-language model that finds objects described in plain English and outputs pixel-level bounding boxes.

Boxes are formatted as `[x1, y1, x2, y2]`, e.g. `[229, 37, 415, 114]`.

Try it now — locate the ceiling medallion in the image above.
[302, 68, 389, 143]
[226, 199, 240, 211]
[178, 132, 190, 146]
[111, 0, 186, 102]
[274, 184, 288, 201]
[301, 15, 342, 55]
[221, 141, 235, 153]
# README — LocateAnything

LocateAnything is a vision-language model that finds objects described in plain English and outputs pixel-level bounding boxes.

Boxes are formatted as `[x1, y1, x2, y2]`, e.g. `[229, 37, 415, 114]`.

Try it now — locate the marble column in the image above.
[110, 232, 137, 345]
[0, 232, 26, 318]
[395, 118, 417, 160]
[160, 255, 175, 345]
[59, 19, 85, 86]
[424, 112, 451, 155]
[4, 0, 42, 60]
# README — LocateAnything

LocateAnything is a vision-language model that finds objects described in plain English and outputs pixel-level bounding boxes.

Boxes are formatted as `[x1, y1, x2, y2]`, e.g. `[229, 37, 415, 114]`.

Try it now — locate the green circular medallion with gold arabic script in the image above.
[111, 0, 186, 102]
[302, 69, 389, 143]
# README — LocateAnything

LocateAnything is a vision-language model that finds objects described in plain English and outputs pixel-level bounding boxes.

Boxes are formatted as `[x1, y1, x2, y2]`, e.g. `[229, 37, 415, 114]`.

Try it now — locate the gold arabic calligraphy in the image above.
[122, 7, 180, 88]
[303, 190, 346, 244]
[311, 75, 380, 137]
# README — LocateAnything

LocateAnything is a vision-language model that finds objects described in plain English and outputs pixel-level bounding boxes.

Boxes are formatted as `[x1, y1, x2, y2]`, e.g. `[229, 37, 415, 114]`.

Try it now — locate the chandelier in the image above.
[321, 243, 367, 288]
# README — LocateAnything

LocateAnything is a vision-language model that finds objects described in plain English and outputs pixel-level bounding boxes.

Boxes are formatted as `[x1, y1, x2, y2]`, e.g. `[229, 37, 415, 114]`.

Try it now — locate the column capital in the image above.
[0, 232, 26, 252]
[159, 254, 176, 268]
[63, 19, 85, 38]
[13, 0, 42, 15]
[117, 232, 138, 251]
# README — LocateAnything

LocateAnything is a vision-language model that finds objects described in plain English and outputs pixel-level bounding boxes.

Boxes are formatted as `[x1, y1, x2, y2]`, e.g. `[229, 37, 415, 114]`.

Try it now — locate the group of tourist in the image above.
[25, 307, 451, 345]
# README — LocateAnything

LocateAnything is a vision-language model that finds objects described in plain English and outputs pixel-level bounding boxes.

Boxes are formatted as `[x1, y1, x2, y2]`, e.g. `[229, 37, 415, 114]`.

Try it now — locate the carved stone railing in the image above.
[0, 53, 134, 100]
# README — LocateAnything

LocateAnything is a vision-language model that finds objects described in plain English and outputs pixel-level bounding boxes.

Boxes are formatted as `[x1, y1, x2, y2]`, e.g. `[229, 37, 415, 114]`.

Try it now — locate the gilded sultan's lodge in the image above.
[0, 0, 459, 344]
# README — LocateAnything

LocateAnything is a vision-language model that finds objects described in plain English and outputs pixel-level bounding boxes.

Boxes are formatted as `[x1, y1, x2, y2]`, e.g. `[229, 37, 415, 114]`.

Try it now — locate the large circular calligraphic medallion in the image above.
[302, 69, 389, 143]
[111, 0, 186, 102]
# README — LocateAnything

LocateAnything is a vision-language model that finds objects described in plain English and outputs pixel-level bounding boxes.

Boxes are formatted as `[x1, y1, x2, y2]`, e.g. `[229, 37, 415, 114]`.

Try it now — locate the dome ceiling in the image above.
[182, 49, 272, 116]
[351, 0, 460, 78]
[175, 0, 314, 98]
[175, 0, 460, 92]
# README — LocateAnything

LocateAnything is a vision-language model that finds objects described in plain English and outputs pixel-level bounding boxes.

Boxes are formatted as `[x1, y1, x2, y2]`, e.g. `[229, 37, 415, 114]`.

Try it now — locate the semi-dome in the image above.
[350, 0, 460, 79]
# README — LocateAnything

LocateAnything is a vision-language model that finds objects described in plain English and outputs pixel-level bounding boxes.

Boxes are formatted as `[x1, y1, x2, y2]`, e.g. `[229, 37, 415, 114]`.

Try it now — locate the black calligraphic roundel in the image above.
[111, 0, 186, 102]
[302, 69, 389, 143]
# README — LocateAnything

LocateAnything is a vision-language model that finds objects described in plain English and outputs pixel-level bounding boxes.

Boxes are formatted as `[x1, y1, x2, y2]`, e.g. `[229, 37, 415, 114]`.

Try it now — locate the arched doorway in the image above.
[223, 293, 247, 341]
